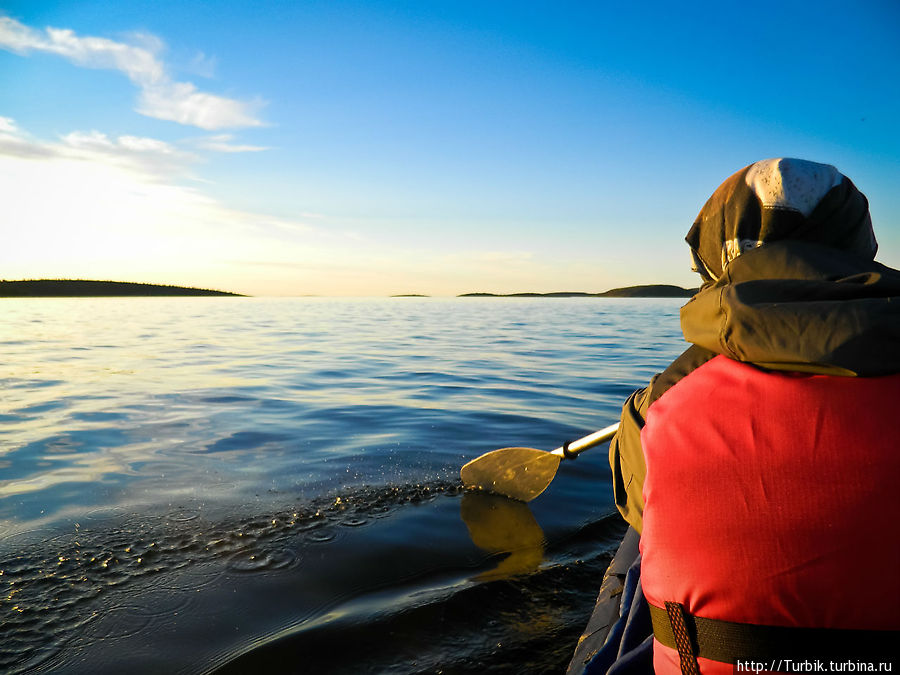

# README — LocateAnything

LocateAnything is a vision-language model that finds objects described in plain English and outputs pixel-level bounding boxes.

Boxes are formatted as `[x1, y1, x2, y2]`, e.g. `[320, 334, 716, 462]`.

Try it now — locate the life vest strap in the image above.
[649, 601, 899, 665]
[664, 601, 701, 675]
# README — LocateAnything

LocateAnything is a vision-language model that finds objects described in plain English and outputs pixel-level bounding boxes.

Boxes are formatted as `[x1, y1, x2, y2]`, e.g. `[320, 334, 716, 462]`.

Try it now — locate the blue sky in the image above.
[2, 0, 898, 296]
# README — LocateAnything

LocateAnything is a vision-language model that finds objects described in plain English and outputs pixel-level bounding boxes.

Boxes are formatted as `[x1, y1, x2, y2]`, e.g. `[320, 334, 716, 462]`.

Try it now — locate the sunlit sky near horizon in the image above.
[2, 1, 898, 296]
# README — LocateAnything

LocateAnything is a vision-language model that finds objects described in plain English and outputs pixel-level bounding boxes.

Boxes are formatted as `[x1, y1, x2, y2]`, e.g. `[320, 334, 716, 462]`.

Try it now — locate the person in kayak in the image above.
[608, 158, 900, 674]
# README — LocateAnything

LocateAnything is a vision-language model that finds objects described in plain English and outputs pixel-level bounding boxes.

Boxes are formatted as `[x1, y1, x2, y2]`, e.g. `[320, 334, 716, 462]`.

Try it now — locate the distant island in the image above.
[1, 279, 695, 298]
[459, 284, 697, 298]
[0, 279, 244, 297]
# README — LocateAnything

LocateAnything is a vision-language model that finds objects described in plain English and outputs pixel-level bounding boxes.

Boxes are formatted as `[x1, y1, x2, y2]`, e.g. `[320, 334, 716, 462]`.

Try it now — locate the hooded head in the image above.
[685, 158, 876, 282]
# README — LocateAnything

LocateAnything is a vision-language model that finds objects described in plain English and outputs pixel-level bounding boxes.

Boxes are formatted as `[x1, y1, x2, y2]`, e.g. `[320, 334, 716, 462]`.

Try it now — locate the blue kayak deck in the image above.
[566, 527, 641, 674]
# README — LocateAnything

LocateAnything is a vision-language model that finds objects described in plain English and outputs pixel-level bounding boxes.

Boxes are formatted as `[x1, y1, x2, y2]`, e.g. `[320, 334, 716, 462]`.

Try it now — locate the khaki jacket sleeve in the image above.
[609, 378, 656, 535]
[607, 345, 719, 534]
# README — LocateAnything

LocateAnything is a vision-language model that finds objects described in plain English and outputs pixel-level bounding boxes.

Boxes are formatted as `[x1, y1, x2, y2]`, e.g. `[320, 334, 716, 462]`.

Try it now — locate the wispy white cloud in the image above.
[0, 115, 56, 159]
[0, 121, 202, 179]
[186, 50, 218, 78]
[0, 15, 264, 129]
[191, 133, 269, 153]
[58, 129, 198, 178]
[0, 19, 159, 81]
[137, 82, 265, 130]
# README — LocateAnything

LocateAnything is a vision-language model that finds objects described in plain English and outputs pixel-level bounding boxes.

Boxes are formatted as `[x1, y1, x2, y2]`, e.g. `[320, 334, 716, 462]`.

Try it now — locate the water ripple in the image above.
[0, 480, 464, 672]
[0, 297, 687, 673]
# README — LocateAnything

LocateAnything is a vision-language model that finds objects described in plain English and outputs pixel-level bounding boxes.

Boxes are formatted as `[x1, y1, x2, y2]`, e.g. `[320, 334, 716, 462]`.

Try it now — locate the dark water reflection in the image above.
[1, 297, 684, 673]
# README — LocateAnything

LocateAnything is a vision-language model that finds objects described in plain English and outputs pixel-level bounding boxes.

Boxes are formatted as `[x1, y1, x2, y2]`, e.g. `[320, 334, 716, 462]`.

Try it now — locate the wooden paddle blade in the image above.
[460, 447, 562, 502]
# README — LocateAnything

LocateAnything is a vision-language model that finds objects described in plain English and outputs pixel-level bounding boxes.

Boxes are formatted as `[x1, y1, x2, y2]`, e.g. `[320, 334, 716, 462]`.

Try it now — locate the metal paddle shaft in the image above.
[460, 422, 620, 502]
[548, 422, 621, 459]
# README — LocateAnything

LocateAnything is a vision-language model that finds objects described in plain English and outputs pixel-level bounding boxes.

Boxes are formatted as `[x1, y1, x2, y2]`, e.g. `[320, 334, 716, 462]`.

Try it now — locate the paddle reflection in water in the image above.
[460, 492, 545, 581]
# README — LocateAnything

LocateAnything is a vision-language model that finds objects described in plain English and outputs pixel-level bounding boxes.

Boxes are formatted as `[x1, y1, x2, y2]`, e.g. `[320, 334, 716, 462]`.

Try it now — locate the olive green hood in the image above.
[680, 158, 899, 376]
[681, 236, 900, 376]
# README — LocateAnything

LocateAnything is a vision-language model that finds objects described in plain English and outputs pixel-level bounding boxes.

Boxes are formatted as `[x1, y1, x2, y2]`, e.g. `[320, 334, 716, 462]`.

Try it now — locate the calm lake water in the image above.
[1, 297, 687, 674]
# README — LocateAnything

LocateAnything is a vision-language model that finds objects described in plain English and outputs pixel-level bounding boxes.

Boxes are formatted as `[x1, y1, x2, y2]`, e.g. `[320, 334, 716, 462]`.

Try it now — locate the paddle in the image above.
[460, 422, 620, 502]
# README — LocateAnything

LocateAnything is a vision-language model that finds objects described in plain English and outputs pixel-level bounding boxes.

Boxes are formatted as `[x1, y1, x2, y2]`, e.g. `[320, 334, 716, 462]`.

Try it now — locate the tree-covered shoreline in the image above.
[0, 280, 244, 297]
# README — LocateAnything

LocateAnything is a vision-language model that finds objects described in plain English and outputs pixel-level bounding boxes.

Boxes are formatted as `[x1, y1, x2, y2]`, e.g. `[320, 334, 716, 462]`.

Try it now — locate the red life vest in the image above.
[639, 355, 900, 674]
